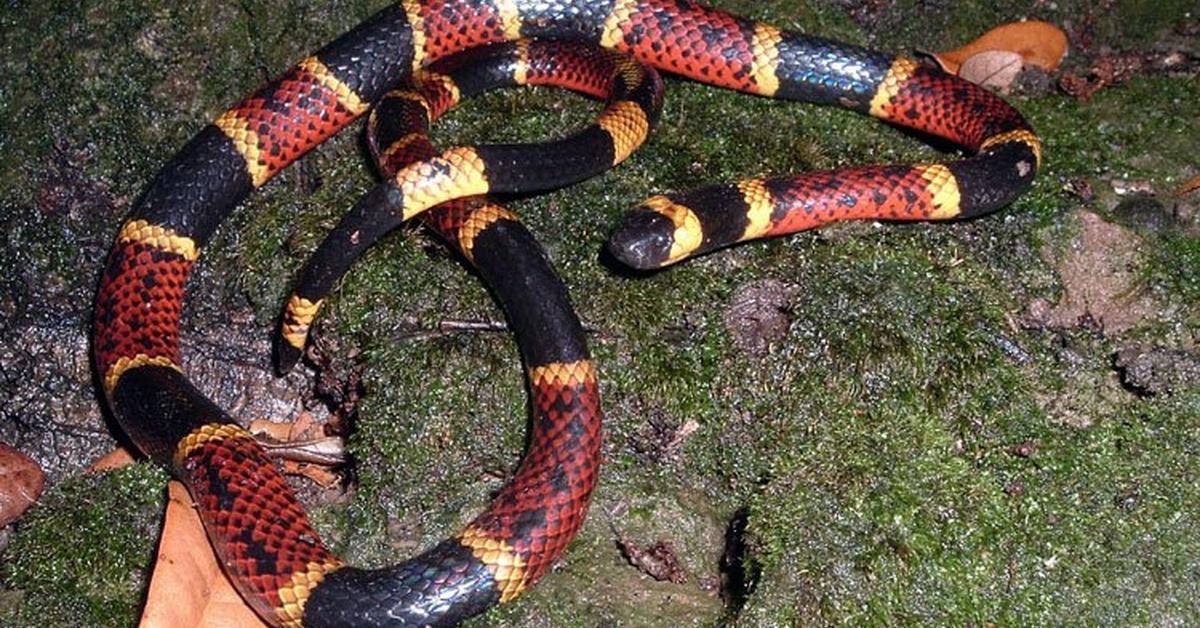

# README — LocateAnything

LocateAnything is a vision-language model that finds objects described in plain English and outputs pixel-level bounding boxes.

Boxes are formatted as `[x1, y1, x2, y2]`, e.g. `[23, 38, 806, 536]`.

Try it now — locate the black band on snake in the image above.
[93, 1, 1040, 626]
[275, 39, 663, 375]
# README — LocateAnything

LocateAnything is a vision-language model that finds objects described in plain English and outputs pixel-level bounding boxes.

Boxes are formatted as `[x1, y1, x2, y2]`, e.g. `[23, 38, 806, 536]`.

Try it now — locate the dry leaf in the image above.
[959, 50, 1026, 92]
[87, 446, 136, 473]
[249, 418, 302, 443]
[249, 414, 346, 470]
[1177, 173, 1200, 197]
[0, 442, 45, 527]
[249, 411, 318, 443]
[141, 481, 267, 628]
[932, 20, 1068, 74]
[280, 460, 343, 488]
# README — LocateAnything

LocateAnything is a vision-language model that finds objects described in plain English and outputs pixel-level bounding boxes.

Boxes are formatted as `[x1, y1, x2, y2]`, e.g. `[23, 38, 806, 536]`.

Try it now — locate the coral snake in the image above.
[93, 1, 1040, 626]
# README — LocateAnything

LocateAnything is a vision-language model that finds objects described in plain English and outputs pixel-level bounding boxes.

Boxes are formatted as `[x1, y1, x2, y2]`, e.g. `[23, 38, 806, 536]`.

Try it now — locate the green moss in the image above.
[736, 366, 1200, 624]
[1151, 234, 1200, 307]
[3, 0, 1199, 625]
[1028, 77, 1200, 186]
[0, 466, 166, 627]
[1104, 0, 1198, 41]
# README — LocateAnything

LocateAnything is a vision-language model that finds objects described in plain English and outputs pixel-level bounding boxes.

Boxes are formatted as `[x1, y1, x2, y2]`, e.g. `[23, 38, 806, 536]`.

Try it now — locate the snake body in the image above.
[93, 1, 1040, 626]
[275, 39, 663, 373]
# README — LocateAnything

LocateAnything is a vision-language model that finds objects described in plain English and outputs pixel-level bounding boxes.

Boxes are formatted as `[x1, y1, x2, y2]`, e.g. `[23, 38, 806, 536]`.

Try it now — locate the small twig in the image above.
[258, 436, 346, 466]
[438, 319, 511, 333]
[395, 319, 508, 342]
[396, 318, 602, 342]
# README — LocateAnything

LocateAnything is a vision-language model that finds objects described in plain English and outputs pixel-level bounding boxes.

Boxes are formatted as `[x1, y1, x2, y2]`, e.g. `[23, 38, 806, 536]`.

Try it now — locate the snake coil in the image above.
[94, 1, 1039, 626]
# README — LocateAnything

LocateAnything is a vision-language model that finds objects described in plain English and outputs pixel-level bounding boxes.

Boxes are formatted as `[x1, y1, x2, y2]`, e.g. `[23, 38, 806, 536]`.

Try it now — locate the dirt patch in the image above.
[616, 535, 689, 584]
[1173, 182, 1200, 235]
[1024, 210, 1157, 335]
[1111, 192, 1174, 233]
[724, 280, 799, 356]
[1115, 345, 1200, 396]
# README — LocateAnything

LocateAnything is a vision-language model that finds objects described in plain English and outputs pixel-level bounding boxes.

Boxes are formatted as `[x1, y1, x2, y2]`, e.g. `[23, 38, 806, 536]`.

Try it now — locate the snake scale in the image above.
[93, 1, 1039, 625]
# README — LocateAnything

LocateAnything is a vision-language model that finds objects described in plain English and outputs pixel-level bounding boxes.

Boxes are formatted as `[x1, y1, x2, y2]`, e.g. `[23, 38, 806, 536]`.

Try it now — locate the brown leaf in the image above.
[0, 442, 45, 527]
[280, 460, 343, 488]
[141, 481, 267, 628]
[249, 411, 319, 444]
[931, 21, 1068, 74]
[1177, 173, 1200, 197]
[615, 533, 689, 584]
[958, 50, 1025, 92]
[250, 414, 347, 470]
[249, 417, 302, 443]
[87, 446, 136, 473]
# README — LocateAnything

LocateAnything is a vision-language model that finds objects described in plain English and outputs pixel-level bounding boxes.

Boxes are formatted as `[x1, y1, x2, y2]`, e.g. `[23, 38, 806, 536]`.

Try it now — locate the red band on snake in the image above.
[93, 1, 1039, 626]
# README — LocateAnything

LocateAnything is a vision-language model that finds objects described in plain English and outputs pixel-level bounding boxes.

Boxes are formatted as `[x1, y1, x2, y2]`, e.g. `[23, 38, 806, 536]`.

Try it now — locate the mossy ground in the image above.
[2, 0, 1198, 626]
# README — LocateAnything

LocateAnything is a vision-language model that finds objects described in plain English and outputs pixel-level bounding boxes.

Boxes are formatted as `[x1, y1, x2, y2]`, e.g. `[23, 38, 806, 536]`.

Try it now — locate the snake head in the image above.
[607, 205, 681, 270]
